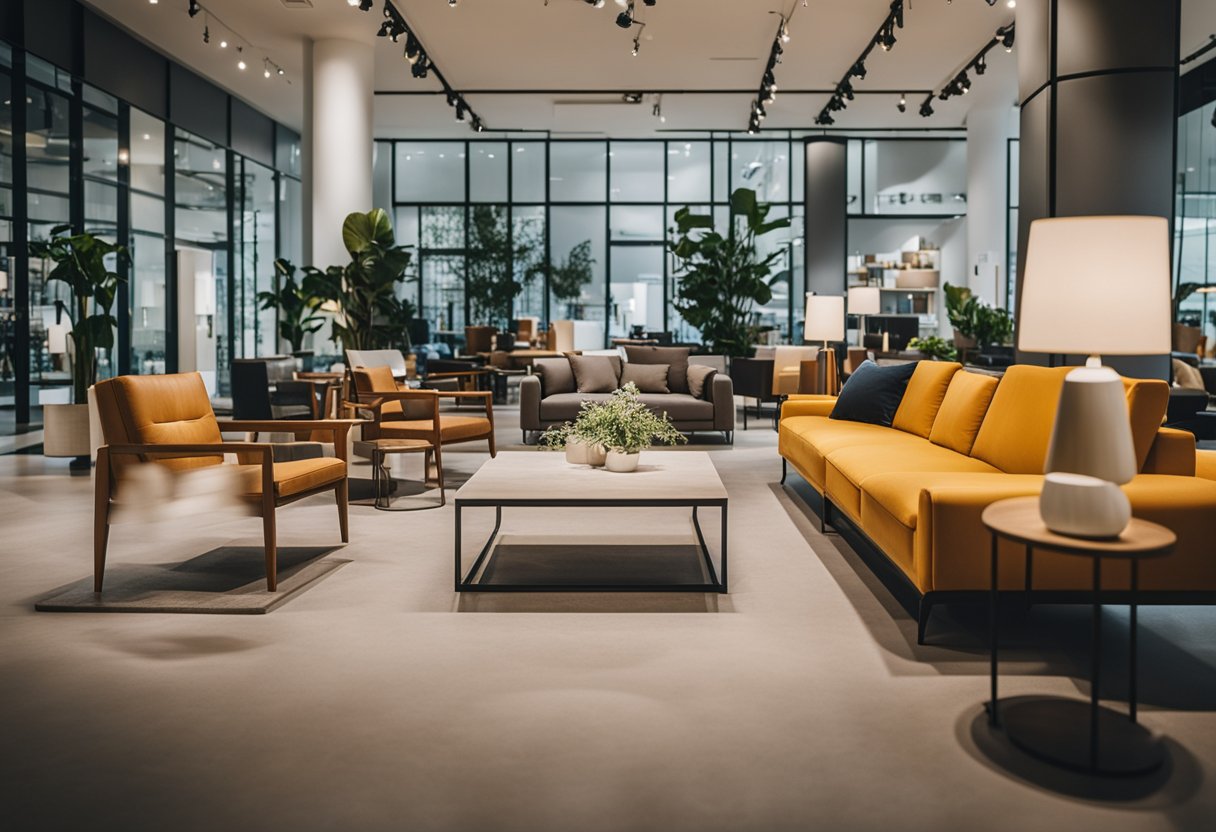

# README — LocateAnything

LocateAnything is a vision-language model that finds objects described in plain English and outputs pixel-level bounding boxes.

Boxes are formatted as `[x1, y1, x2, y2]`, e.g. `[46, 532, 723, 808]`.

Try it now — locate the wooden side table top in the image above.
[981, 497, 1175, 560]
[355, 438, 434, 453]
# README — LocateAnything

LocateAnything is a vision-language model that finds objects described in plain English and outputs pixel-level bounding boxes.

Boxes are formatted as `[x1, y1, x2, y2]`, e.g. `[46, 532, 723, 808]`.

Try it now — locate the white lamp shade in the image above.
[847, 286, 881, 316]
[1018, 215, 1171, 355]
[805, 293, 845, 343]
[47, 324, 68, 355]
[1045, 365, 1137, 484]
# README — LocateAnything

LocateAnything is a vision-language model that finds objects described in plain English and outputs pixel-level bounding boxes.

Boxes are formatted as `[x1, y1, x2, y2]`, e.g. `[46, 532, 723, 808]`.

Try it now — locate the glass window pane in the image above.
[395, 205, 420, 251]
[279, 176, 303, 270]
[82, 107, 119, 180]
[667, 141, 710, 204]
[610, 205, 663, 242]
[609, 245, 665, 338]
[421, 206, 464, 249]
[276, 128, 301, 177]
[847, 140, 863, 214]
[792, 142, 804, 202]
[513, 206, 546, 320]
[470, 142, 507, 202]
[84, 180, 118, 238]
[130, 109, 165, 195]
[233, 158, 276, 358]
[396, 142, 465, 202]
[131, 233, 167, 374]
[713, 141, 730, 202]
[82, 84, 117, 115]
[511, 142, 545, 203]
[550, 142, 606, 202]
[27, 87, 70, 195]
[421, 255, 465, 335]
[132, 193, 165, 234]
[0, 72, 11, 185]
[550, 206, 605, 337]
[610, 141, 663, 202]
[373, 141, 392, 214]
[732, 140, 790, 203]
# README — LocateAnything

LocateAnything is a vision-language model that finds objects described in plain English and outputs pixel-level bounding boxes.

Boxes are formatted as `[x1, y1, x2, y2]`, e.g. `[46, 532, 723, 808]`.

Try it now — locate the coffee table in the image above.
[454, 451, 728, 593]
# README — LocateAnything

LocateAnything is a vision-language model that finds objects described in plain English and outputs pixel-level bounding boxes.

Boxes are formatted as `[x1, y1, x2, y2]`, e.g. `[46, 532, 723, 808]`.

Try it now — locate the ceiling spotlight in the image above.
[919, 100, 934, 117]
[411, 58, 429, 78]
[238, 59, 247, 70]
[188, 0, 200, 17]
[263, 61, 271, 79]
[817, 112, 834, 126]
[220, 38, 228, 48]
[203, 25, 209, 44]
[449, 0, 457, 6]
[840, 80, 854, 100]
[277, 66, 284, 76]
[851, 60, 867, 80]
[1001, 27, 1015, 51]
[976, 55, 987, 75]
[898, 92, 906, 113]
[1007, 0, 1016, 8]
[780, 20, 790, 43]
[359, 0, 373, 8]
[959, 72, 971, 93]
[880, 25, 896, 51]
[148, 0, 158, 4]
[455, 103, 466, 122]
[631, 34, 641, 56]
[347, 0, 359, 5]
[616, 11, 633, 28]
[643, 0, 656, 6]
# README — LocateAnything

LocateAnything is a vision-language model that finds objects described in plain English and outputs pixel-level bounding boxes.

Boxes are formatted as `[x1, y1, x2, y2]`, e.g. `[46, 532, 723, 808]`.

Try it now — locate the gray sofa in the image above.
[520, 355, 734, 444]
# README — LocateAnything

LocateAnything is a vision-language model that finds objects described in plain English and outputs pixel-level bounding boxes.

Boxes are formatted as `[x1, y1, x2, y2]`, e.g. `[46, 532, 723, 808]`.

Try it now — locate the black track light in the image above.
[643, 0, 656, 5]
[202, 25, 209, 44]
[377, 20, 392, 37]
[958, 72, 971, 93]
[410, 58, 429, 78]
[817, 112, 834, 126]
[975, 54, 987, 76]
[880, 25, 896, 51]
[919, 100, 934, 117]
[897, 93, 906, 113]
[616, 11, 632, 28]
[188, 0, 200, 18]
[1001, 26, 1015, 51]
[358, 0, 373, 8]
[851, 60, 867, 80]
[840, 79, 854, 100]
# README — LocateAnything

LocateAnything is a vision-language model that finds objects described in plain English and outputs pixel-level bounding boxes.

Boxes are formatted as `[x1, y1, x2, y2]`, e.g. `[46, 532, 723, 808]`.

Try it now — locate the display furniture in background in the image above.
[777, 361, 1216, 644]
[1017, 216, 1172, 538]
[803, 293, 845, 396]
[943, 282, 1013, 363]
[724, 357, 776, 430]
[847, 286, 881, 347]
[92, 373, 356, 593]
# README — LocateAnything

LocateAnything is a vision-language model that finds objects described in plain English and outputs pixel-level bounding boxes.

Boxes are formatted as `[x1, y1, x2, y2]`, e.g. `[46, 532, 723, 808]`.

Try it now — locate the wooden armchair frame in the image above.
[350, 388, 496, 457]
[94, 419, 360, 594]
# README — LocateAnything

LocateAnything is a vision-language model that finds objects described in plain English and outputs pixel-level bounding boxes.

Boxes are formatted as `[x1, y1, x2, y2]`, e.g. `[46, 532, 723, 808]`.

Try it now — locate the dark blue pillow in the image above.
[829, 360, 917, 426]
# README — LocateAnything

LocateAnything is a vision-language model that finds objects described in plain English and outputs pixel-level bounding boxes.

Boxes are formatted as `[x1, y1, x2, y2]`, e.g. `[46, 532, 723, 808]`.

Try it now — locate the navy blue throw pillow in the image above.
[828, 360, 917, 426]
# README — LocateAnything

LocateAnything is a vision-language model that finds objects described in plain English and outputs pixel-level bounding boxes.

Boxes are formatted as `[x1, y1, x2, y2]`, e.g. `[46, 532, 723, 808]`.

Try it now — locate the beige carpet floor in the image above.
[1, 407, 1214, 832]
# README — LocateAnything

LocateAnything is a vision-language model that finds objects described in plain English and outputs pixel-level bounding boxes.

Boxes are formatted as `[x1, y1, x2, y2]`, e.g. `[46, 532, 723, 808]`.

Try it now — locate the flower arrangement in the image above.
[541, 383, 686, 470]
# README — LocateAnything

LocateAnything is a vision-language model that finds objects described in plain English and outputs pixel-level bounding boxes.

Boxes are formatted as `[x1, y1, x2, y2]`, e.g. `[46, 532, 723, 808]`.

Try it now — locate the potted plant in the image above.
[540, 412, 607, 467]
[29, 226, 127, 469]
[594, 383, 687, 472]
[465, 205, 543, 330]
[548, 240, 594, 320]
[302, 209, 415, 351]
[257, 258, 326, 369]
[943, 282, 1013, 358]
[668, 187, 791, 357]
[907, 335, 957, 362]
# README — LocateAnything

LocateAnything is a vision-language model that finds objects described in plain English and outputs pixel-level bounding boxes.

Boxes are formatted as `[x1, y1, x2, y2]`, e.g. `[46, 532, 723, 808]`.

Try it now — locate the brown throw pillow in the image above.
[687, 364, 716, 400]
[624, 346, 691, 394]
[621, 362, 670, 394]
[568, 354, 620, 393]
[533, 358, 575, 396]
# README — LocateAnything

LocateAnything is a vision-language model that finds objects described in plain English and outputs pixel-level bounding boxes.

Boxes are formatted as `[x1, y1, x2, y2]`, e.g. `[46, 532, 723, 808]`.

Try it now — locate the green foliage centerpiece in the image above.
[668, 187, 791, 357]
[258, 258, 326, 354]
[542, 383, 686, 472]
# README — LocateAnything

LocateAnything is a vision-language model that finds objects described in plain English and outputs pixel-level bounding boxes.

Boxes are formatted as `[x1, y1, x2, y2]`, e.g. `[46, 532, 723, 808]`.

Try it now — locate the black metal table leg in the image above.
[989, 532, 1000, 726]
[1130, 558, 1138, 724]
[1091, 555, 1102, 772]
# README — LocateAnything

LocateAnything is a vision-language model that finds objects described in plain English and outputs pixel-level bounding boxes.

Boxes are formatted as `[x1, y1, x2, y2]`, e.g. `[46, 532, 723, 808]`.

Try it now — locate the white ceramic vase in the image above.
[565, 437, 606, 467]
[1039, 472, 1131, 539]
[604, 450, 640, 473]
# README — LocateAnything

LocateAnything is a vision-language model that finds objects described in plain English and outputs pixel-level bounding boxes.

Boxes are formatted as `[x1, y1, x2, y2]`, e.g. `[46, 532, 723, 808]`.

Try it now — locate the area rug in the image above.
[35, 546, 349, 614]
[475, 536, 711, 588]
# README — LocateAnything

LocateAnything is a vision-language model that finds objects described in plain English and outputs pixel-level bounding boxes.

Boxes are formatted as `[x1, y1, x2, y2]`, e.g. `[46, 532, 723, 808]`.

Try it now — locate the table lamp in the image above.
[1018, 216, 1171, 538]
[805, 293, 845, 395]
[848, 286, 880, 347]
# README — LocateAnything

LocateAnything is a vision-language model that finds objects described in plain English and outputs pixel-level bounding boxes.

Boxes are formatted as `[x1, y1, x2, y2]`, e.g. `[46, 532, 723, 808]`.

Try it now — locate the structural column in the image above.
[305, 38, 375, 269]
[803, 138, 848, 341]
[1015, 0, 1180, 377]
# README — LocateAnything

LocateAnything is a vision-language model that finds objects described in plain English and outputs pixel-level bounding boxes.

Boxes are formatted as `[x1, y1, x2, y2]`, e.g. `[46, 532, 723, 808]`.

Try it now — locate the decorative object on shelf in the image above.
[258, 258, 326, 355]
[668, 187, 791, 357]
[847, 286, 880, 347]
[301, 209, 415, 351]
[1018, 215, 1171, 538]
[29, 226, 128, 470]
[541, 383, 685, 473]
[908, 335, 957, 362]
[943, 281, 1012, 358]
[804, 293, 845, 395]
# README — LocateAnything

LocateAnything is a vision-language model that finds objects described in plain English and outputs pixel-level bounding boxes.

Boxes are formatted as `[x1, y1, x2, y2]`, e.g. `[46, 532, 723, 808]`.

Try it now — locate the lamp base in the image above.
[1039, 472, 1131, 539]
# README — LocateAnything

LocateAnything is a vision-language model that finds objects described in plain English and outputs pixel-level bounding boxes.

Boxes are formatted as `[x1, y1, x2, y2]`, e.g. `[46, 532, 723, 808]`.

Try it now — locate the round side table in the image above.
[981, 496, 1175, 776]
[365, 438, 444, 511]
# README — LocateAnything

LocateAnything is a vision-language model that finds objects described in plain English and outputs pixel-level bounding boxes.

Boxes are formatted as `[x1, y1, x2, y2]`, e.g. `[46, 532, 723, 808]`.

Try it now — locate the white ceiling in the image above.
[81, 0, 1216, 136]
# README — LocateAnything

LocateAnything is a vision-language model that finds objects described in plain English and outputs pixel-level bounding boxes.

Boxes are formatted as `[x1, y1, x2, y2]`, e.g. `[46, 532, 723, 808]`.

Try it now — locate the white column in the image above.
[965, 105, 1017, 308]
[306, 38, 375, 269]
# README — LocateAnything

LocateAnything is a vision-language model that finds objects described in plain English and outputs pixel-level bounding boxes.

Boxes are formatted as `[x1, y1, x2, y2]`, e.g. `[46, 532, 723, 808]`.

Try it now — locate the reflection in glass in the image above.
[549, 142, 606, 202]
[549, 206, 605, 332]
[397, 142, 465, 202]
[610, 141, 663, 202]
[470, 143, 507, 202]
[130, 109, 165, 195]
[234, 158, 276, 358]
[609, 245, 664, 338]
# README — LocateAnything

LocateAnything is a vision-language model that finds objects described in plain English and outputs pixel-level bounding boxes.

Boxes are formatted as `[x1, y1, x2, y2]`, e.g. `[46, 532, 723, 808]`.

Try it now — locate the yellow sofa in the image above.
[778, 362, 1216, 642]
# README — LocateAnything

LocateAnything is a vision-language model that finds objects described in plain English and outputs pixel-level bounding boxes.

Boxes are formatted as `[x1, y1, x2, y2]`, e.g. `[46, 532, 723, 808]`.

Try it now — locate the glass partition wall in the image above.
[1175, 99, 1216, 344]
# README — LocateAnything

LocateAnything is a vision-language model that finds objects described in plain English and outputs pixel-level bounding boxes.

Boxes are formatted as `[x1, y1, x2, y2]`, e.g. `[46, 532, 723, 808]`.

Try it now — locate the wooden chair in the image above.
[350, 366, 496, 467]
[92, 373, 359, 592]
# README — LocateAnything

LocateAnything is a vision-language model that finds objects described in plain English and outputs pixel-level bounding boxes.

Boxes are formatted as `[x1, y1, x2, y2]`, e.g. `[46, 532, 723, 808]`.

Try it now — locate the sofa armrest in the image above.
[1196, 449, 1216, 482]
[781, 396, 836, 419]
[1143, 428, 1197, 476]
[712, 374, 734, 431]
[520, 374, 543, 432]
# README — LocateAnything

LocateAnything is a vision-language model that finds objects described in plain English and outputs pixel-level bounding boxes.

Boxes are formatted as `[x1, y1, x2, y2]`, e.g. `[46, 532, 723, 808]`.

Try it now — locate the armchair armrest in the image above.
[217, 419, 360, 463]
[1143, 428, 1197, 476]
[101, 442, 276, 503]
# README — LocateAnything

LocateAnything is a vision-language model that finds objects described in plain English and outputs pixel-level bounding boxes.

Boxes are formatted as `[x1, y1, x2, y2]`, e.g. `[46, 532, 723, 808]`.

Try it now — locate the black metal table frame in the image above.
[454, 497, 728, 593]
[987, 534, 1147, 773]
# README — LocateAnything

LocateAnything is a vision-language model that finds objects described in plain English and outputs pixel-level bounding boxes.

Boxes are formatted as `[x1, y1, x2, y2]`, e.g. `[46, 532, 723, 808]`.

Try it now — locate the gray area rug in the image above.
[35, 546, 348, 614]
[475, 541, 710, 587]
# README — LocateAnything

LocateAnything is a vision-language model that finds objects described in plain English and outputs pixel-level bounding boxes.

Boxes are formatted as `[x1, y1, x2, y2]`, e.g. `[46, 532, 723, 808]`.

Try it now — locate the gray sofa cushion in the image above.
[624, 346, 691, 394]
[638, 394, 714, 421]
[686, 365, 716, 400]
[533, 357, 574, 397]
[621, 362, 670, 393]
[540, 393, 613, 422]
[569, 354, 621, 393]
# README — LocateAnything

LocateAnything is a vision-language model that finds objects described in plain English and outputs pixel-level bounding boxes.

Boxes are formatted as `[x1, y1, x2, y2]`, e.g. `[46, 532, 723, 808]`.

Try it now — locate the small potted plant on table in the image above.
[541, 383, 686, 471]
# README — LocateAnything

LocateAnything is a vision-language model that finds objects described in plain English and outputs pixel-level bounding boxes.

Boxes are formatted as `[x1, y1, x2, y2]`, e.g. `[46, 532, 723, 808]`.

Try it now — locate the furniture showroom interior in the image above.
[4, 1, 1216, 830]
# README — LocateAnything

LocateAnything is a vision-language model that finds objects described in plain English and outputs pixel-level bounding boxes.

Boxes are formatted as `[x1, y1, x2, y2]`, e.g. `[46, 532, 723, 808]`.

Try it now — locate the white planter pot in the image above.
[604, 450, 640, 473]
[565, 437, 606, 467]
[43, 402, 92, 458]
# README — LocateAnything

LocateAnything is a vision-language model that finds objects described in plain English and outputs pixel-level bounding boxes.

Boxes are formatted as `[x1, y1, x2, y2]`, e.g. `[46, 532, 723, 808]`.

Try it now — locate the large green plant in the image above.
[302, 209, 415, 351]
[943, 281, 1013, 350]
[29, 225, 128, 403]
[257, 258, 326, 353]
[548, 240, 594, 318]
[465, 205, 543, 328]
[668, 188, 791, 356]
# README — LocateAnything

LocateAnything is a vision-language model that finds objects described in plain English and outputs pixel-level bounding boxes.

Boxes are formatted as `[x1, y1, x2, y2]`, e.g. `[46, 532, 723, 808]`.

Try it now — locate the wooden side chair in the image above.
[92, 372, 360, 592]
[350, 366, 497, 471]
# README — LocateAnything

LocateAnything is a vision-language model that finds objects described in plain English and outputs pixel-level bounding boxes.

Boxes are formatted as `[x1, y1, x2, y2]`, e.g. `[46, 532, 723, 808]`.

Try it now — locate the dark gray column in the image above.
[1016, 0, 1180, 378]
[804, 138, 848, 302]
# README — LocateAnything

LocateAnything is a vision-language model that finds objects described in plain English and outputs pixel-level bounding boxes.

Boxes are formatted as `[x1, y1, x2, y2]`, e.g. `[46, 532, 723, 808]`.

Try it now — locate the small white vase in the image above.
[605, 450, 640, 473]
[565, 437, 606, 467]
[1039, 472, 1131, 539]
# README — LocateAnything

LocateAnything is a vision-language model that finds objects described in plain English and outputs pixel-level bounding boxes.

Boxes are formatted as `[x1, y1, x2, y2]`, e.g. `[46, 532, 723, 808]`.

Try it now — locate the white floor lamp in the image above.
[1018, 215, 1171, 538]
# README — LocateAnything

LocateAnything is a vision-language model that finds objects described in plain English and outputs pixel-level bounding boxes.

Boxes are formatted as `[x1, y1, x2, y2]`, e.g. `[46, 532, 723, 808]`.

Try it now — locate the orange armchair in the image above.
[92, 373, 359, 592]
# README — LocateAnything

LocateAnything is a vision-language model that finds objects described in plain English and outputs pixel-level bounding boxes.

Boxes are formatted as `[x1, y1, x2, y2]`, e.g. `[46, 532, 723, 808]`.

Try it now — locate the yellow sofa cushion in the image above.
[892, 361, 960, 438]
[779, 416, 925, 490]
[1121, 377, 1170, 471]
[928, 370, 1000, 456]
[970, 365, 1072, 474]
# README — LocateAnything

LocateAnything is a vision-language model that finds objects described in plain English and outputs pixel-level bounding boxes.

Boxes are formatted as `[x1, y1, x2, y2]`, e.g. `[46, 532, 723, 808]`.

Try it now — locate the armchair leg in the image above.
[93, 449, 111, 593]
[263, 496, 278, 592]
[337, 478, 350, 543]
[488, 430, 497, 458]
